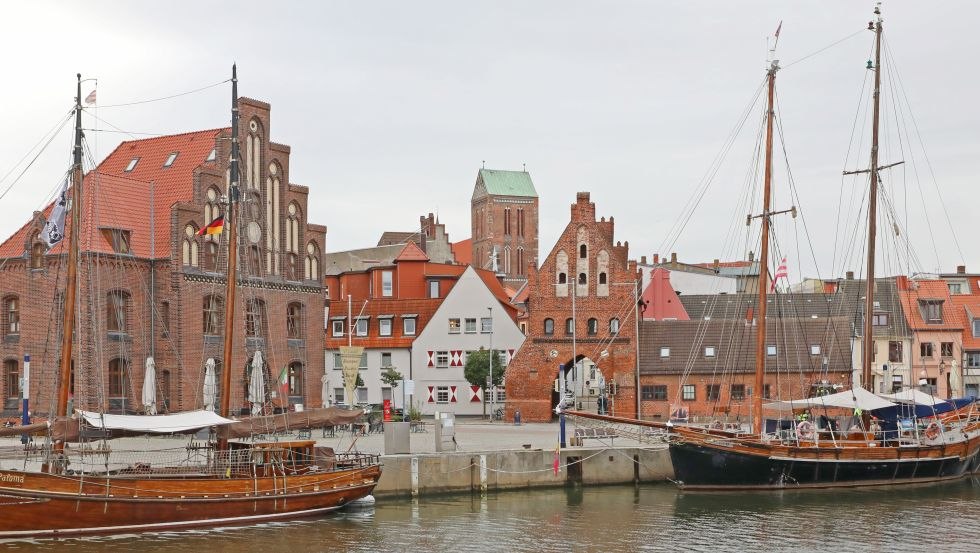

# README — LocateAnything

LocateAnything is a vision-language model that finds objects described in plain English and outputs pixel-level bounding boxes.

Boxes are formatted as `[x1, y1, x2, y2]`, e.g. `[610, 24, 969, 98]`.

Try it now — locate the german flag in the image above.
[197, 215, 224, 236]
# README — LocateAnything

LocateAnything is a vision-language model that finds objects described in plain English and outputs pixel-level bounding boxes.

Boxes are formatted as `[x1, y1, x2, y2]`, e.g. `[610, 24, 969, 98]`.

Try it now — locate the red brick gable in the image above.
[394, 241, 429, 262]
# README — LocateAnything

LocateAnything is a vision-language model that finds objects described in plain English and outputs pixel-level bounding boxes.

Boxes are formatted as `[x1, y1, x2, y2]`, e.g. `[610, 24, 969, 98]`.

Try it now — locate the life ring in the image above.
[796, 420, 815, 441]
[924, 421, 941, 440]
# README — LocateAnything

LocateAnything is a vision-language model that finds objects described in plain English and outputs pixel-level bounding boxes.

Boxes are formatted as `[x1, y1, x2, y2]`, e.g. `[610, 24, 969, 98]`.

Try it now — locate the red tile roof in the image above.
[452, 238, 472, 265]
[0, 129, 223, 260]
[949, 294, 980, 349]
[394, 241, 429, 262]
[473, 267, 519, 320]
[897, 280, 963, 331]
[324, 298, 444, 349]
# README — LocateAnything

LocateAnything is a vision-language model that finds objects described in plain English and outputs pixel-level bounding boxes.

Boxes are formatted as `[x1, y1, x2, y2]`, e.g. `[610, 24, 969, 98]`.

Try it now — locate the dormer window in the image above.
[124, 158, 139, 172]
[206, 148, 216, 162]
[918, 300, 944, 324]
[163, 152, 178, 168]
[101, 228, 131, 254]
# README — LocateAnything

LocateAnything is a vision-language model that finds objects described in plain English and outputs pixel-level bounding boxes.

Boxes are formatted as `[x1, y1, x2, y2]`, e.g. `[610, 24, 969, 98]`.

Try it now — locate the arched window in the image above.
[4, 359, 18, 400]
[587, 318, 599, 335]
[182, 224, 199, 267]
[203, 295, 223, 335]
[578, 273, 587, 285]
[3, 296, 19, 337]
[246, 298, 266, 338]
[305, 242, 320, 280]
[286, 202, 300, 254]
[517, 248, 525, 276]
[286, 302, 303, 339]
[565, 318, 574, 335]
[609, 318, 620, 334]
[558, 272, 567, 284]
[543, 318, 554, 335]
[288, 361, 304, 398]
[29, 232, 44, 269]
[106, 291, 130, 334]
[579, 244, 587, 258]
[204, 187, 221, 227]
[599, 272, 607, 285]
[204, 241, 218, 271]
[248, 245, 261, 276]
[287, 253, 298, 280]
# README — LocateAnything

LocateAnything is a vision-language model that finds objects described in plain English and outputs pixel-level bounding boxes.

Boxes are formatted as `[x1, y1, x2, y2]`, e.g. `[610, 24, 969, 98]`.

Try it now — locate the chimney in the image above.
[896, 275, 910, 291]
[670, 252, 677, 263]
[640, 255, 647, 265]
[957, 265, 966, 274]
[846, 271, 854, 280]
[653, 253, 659, 264]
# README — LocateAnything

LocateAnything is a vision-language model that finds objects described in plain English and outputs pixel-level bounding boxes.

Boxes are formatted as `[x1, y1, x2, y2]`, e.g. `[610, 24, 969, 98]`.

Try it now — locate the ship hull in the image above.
[670, 438, 980, 490]
[0, 464, 381, 537]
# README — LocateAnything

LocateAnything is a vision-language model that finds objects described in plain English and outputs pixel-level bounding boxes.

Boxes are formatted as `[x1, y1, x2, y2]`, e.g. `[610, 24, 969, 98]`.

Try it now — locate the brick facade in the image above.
[504, 192, 640, 422]
[470, 169, 539, 289]
[0, 98, 326, 416]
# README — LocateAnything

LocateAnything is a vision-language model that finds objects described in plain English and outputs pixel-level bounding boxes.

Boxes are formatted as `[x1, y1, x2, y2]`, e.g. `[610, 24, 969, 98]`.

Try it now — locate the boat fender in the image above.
[924, 421, 941, 440]
[795, 420, 815, 441]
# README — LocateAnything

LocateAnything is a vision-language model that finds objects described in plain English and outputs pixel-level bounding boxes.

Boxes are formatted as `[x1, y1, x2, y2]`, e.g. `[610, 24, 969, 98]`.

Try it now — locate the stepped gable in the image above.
[504, 191, 640, 422]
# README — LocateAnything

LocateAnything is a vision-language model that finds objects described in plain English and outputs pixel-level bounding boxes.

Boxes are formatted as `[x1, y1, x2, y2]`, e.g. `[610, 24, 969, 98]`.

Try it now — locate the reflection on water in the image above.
[5, 479, 980, 552]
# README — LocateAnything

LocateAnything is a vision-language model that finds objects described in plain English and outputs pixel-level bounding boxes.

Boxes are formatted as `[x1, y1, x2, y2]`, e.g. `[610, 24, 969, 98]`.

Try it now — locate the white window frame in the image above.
[356, 387, 368, 404]
[381, 352, 392, 368]
[436, 386, 450, 404]
[332, 320, 344, 337]
[381, 271, 393, 297]
[448, 318, 461, 334]
[379, 318, 392, 336]
[973, 319, 980, 337]
[767, 345, 777, 356]
[481, 317, 492, 333]
[810, 344, 821, 355]
[403, 317, 416, 336]
[435, 351, 449, 368]
[682, 384, 696, 401]
[429, 281, 439, 298]
[660, 347, 670, 358]
[704, 346, 716, 358]
[464, 318, 477, 333]
[332, 352, 342, 370]
[355, 318, 368, 336]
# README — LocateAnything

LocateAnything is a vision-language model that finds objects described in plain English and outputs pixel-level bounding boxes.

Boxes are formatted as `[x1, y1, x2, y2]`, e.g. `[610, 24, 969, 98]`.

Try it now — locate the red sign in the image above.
[383, 399, 392, 422]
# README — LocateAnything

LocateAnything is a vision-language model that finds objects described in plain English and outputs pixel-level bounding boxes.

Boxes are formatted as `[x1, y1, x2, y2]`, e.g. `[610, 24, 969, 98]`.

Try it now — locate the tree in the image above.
[380, 367, 403, 388]
[463, 348, 504, 417]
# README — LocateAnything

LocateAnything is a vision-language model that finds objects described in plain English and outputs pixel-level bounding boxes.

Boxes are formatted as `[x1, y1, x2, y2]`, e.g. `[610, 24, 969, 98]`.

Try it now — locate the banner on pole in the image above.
[339, 346, 364, 406]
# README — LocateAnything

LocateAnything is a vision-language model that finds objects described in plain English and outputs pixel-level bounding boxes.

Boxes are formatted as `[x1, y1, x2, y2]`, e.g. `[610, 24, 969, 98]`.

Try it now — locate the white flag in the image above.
[41, 179, 70, 250]
[84, 89, 97, 105]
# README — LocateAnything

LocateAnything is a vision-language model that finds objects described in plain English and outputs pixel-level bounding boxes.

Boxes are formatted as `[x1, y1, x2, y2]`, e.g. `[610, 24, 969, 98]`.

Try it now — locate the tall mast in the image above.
[752, 59, 779, 435]
[219, 64, 241, 419]
[55, 74, 84, 422]
[861, 6, 883, 392]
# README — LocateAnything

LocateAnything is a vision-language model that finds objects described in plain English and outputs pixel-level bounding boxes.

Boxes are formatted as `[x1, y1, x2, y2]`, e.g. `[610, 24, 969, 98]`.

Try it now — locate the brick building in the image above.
[0, 98, 327, 416]
[470, 168, 538, 289]
[504, 192, 640, 422]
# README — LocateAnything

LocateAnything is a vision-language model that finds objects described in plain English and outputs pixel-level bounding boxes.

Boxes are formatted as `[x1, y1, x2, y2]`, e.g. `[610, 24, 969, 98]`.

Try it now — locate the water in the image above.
[4, 480, 979, 552]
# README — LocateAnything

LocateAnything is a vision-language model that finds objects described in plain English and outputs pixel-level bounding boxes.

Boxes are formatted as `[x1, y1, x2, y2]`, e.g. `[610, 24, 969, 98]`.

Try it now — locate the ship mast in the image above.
[751, 59, 779, 435]
[219, 64, 241, 421]
[55, 75, 84, 423]
[861, 6, 883, 392]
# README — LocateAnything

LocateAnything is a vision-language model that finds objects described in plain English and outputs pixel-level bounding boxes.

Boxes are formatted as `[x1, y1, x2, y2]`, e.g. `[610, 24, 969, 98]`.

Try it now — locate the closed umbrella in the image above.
[248, 351, 266, 415]
[204, 358, 217, 412]
[321, 374, 330, 407]
[142, 357, 157, 415]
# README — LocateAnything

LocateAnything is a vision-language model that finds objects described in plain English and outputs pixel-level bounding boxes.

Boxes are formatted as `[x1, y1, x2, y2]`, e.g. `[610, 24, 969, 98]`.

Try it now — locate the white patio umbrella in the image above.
[203, 358, 217, 412]
[141, 357, 157, 415]
[321, 374, 330, 407]
[248, 351, 266, 415]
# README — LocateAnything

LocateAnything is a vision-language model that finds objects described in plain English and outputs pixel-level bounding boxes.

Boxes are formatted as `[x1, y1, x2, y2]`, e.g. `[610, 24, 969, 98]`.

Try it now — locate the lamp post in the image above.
[488, 305, 493, 422]
[940, 360, 947, 398]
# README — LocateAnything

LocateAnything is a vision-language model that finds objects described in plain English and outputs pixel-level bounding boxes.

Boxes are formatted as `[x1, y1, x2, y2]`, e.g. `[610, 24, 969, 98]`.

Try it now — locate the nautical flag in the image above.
[40, 178, 70, 250]
[84, 89, 97, 105]
[197, 215, 224, 236]
[770, 256, 788, 292]
[277, 366, 289, 400]
[774, 21, 782, 39]
[553, 445, 560, 476]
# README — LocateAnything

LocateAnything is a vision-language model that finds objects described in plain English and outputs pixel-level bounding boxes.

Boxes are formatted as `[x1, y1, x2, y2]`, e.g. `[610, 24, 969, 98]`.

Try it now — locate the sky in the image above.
[1, 1, 977, 283]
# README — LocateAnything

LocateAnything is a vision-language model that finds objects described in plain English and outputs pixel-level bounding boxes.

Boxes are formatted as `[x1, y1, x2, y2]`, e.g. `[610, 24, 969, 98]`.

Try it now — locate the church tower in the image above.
[470, 168, 539, 289]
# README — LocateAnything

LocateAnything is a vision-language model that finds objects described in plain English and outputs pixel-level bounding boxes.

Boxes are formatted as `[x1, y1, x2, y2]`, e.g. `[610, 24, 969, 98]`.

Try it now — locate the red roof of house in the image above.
[473, 267, 518, 320]
[452, 238, 472, 265]
[0, 129, 223, 260]
[897, 280, 963, 331]
[324, 298, 445, 349]
[949, 294, 980, 349]
[394, 241, 430, 262]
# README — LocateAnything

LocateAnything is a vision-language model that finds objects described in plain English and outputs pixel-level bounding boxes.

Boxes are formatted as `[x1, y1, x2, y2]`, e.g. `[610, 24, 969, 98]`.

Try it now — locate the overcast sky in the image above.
[2, 1, 977, 283]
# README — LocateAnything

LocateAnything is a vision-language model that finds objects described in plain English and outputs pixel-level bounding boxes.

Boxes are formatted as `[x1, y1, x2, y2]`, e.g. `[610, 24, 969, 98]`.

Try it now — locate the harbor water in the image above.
[3, 479, 979, 552]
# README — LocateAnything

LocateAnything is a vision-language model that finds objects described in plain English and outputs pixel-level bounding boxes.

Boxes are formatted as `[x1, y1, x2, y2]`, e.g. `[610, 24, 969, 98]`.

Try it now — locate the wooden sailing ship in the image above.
[0, 67, 382, 536]
[666, 6, 980, 489]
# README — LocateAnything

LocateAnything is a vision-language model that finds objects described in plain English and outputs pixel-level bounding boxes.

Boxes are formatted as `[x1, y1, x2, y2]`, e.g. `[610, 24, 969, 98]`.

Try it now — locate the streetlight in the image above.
[487, 305, 493, 422]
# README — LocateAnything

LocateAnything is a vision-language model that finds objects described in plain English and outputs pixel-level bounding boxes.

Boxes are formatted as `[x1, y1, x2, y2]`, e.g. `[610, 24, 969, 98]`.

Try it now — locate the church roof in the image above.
[477, 169, 537, 198]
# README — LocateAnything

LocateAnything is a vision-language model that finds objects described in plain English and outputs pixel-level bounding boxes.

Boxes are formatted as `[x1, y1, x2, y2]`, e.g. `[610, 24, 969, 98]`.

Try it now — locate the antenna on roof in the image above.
[482, 160, 485, 169]
[522, 162, 526, 172]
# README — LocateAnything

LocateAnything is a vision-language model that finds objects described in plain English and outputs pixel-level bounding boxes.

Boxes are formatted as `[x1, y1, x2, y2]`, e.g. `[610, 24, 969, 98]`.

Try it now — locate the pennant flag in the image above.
[84, 89, 97, 105]
[774, 21, 782, 39]
[278, 366, 289, 400]
[41, 178, 70, 250]
[553, 445, 560, 476]
[770, 256, 788, 292]
[197, 215, 224, 236]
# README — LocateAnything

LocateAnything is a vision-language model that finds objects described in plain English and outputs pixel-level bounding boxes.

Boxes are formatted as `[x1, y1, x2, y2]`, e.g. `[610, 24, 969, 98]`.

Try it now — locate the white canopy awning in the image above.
[763, 386, 896, 412]
[78, 410, 235, 433]
[878, 389, 946, 406]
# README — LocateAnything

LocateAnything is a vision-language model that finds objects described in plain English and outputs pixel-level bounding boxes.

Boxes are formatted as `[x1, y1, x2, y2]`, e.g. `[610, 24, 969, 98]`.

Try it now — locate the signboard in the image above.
[403, 379, 415, 396]
[339, 346, 364, 406]
[383, 399, 392, 422]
